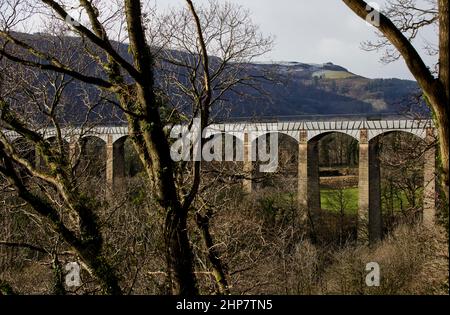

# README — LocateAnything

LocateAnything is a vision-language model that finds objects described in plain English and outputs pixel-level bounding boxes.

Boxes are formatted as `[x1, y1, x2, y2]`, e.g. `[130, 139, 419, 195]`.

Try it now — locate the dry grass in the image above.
[317, 224, 448, 295]
[1, 182, 448, 295]
[206, 187, 448, 295]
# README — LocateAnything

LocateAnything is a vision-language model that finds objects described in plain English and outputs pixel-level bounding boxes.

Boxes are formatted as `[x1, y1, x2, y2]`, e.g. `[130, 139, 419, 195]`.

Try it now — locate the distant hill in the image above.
[226, 61, 426, 119]
[1, 33, 428, 124]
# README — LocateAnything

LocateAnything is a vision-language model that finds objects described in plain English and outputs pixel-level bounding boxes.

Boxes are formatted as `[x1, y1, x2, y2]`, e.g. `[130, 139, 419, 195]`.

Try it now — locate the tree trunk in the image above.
[77, 247, 122, 295]
[434, 103, 449, 201]
[124, 0, 200, 294]
[165, 209, 199, 295]
[196, 212, 230, 295]
[437, 0, 449, 202]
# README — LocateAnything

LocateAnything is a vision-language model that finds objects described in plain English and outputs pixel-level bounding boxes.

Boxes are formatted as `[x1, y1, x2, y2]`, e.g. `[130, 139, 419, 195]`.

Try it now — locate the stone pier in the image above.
[307, 138, 321, 215]
[358, 129, 383, 244]
[358, 128, 370, 243]
[297, 130, 320, 221]
[243, 132, 253, 194]
[423, 128, 436, 227]
[298, 130, 309, 212]
[368, 137, 382, 243]
[106, 135, 125, 191]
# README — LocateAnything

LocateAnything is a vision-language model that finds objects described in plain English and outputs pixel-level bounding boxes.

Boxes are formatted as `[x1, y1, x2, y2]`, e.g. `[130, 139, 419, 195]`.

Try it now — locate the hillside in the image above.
[0, 32, 428, 123]
[226, 61, 425, 119]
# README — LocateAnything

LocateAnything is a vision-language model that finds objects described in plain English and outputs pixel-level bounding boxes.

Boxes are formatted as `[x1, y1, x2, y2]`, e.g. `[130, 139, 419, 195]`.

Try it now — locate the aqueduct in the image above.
[3, 118, 436, 243]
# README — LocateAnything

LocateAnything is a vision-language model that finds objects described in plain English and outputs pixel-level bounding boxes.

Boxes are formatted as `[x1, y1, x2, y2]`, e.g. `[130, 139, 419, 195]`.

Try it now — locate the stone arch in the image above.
[368, 128, 428, 142]
[249, 132, 298, 162]
[248, 130, 297, 145]
[308, 131, 360, 169]
[77, 135, 107, 179]
[42, 133, 57, 141]
[249, 132, 280, 163]
[299, 130, 360, 243]
[202, 131, 245, 162]
[220, 132, 244, 162]
[112, 134, 129, 146]
[276, 130, 299, 144]
[110, 135, 144, 178]
[200, 132, 246, 190]
[248, 132, 298, 190]
[277, 133, 299, 169]
[368, 129, 434, 228]
[308, 130, 359, 143]
[79, 134, 107, 145]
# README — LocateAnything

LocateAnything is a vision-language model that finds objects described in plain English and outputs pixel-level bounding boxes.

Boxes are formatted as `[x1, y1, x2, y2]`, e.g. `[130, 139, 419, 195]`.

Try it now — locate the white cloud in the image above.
[154, 0, 439, 80]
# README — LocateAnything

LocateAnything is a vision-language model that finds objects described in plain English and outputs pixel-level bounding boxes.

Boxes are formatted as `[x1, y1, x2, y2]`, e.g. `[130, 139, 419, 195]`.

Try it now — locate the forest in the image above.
[0, 0, 448, 296]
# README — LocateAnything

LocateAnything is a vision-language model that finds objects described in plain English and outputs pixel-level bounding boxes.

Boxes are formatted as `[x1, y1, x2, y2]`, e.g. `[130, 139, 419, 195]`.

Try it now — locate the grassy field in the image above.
[264, 182, 422, 217]
[313, 70, 355, 79]
[320, 188, 358, 215]
[320, 187, 423, 215]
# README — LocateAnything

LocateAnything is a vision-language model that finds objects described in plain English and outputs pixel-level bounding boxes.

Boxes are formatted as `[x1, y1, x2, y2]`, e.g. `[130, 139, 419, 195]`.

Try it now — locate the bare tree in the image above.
[325, 185, 351, 246]
[342, 0, 449, 202]
[149, 0, 272, 207]
[0, 0, 199, 295]
[361, 0, 439, 64]
[0, 39, 123, 293]
[148, 0, 272, 293]
[150, 0, 272, 120]
[0, 0, 272, 295]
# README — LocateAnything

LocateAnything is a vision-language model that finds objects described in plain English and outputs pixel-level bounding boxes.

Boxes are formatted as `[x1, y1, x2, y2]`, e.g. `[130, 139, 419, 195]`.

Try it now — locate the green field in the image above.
[263, 186, 422, 217]
[320, 188, 358, 215]
[320, 187, 423, 215]
[313, 70, 355, 79]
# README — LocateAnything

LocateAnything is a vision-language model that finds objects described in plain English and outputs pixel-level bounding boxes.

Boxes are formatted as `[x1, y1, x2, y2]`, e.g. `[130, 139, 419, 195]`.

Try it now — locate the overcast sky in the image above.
[155, 0, 438, 81]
